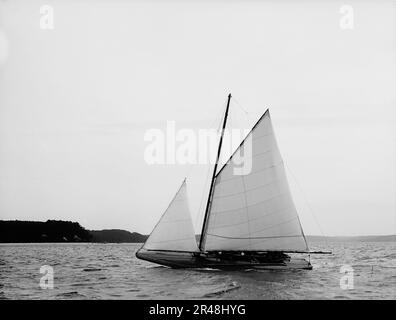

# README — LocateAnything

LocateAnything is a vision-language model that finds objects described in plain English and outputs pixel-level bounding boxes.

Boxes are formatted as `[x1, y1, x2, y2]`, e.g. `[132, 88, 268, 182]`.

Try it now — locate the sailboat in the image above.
[136, 94, 329, 270]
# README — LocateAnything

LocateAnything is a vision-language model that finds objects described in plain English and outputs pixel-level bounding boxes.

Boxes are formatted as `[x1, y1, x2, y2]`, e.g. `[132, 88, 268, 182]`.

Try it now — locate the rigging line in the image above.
[194, 160, 213, 229]
[227, 95, 253, 139]
[232, 96, 259, 129]
[215, 109, 270, 179]
[182, 102, 225, 180]
[193, 99, 227, 230]
[207, 113, 225, 234]
[232, 96, 249, 115]
[284, 162, 328, 246]
[200, 94, 232, 250]
[231, 96, 253, 137]
[240, 162, 252, 250]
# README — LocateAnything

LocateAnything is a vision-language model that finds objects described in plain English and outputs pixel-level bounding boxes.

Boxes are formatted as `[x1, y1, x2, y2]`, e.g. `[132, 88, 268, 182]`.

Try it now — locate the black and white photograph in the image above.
[0, 0, 395, 306]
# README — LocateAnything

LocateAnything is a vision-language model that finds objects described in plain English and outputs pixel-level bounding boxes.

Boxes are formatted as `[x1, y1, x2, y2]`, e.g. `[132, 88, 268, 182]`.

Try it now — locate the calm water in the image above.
[0, 242, 395, 300]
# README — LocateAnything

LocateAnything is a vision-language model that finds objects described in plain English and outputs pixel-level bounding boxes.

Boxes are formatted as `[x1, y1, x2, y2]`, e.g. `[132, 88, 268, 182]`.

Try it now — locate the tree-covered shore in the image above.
[0, 220, 148, 243]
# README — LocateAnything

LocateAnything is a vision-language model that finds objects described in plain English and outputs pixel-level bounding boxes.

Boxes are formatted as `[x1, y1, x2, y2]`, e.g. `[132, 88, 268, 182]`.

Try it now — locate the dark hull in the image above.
[136, 249, 312, 270]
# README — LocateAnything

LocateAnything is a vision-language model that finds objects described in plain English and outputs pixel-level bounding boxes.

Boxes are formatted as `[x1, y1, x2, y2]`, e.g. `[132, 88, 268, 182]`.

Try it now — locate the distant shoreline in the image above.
[0, 220, 394, 243]
[0, 242, 145, 244]
[0, 220, 148, 243]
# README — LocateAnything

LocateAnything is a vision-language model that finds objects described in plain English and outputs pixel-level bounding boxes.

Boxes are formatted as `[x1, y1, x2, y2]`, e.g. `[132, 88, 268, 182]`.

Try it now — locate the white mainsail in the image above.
[143, 179, 199, 252]
[203, 110, 309, 252]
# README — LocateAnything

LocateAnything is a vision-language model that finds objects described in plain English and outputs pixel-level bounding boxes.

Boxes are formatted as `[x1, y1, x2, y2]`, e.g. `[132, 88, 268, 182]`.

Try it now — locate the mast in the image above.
[199, 93, 232, 251]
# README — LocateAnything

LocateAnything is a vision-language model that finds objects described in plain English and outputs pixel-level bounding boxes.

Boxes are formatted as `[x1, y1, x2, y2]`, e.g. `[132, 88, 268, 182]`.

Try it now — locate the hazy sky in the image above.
[0, 0, 395, 236]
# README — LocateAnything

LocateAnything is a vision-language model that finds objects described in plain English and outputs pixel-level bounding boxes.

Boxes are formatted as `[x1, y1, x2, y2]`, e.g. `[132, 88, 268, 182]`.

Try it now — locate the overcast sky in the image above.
[0, 0, 395, 236]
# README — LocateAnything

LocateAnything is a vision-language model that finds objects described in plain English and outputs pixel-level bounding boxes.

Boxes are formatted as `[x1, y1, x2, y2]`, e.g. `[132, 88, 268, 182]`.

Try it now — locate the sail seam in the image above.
[208, 216, 299, 239]
[240, 164, 252, 250]
[219, 149, 275, 168]
[207, 205, 295, 229]
[247, 217, 299, 236]
[212, 177, 282, 199]
[210, 191, 289, 214]
[206, 234, 302, 240]
[251, 132, 274, 141]
[217, 161, 283, 183]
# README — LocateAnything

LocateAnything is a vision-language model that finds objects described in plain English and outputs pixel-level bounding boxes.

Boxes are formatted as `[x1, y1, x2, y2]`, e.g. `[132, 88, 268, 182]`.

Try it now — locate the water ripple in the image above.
[0, 242, 394, 299]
